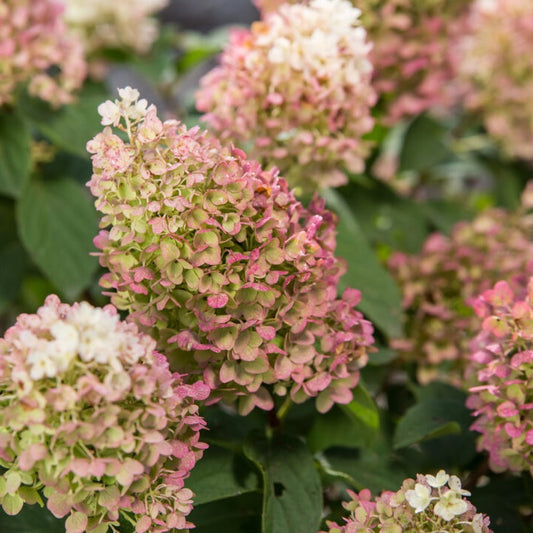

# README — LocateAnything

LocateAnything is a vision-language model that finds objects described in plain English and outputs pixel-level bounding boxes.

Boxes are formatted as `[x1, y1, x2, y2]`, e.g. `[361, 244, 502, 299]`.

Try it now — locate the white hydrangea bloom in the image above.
[259, 0, 372, 80]
[49, 320, 80, 372]
[405, 483, 433, 513]
[448, 475, 471, 496]
[434, 490, 469, 521]
[61, 0, 168, 54]
[27, 346, 58, 381]
[22, 298, 148, 381]
[97, 87, 149, 126]
[98, 100, 122, 126]
[426, 469, 450, 488]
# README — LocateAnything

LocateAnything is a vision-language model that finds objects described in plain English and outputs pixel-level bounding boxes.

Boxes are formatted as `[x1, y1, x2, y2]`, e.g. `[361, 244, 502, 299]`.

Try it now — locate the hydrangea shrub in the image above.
[0, 0, 86, 107]
[196, 0, 376, 192]
[0, 295, 208, 532]
[389, 195, 533, 385]
[87, 88, 375, 416]
[323, 470, 492, 532]
[457, 0, 533, 159]
[467, 278, 533, 475]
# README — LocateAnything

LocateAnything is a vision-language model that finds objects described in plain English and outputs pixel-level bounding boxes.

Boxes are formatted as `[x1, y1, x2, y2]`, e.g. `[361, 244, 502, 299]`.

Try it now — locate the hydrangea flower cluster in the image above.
[456, 0, 533, 160]
[252, 0, 470, 125]
[87, 87, 375, 416]
[0, 295, 208, 532]
[361, 0, 470, 124]
[196, 0, 376, 193]
[467, 278, 533, 475]
[389, 196, 533, 385]
[323, 470, 492, 532]
[0, 0, 86, 107]
[60, 0, 168, 56]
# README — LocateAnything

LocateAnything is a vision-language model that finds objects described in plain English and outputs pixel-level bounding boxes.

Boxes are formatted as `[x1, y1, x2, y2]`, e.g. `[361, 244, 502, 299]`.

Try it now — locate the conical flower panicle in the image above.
[0, 0, 86, 107]
[252, 0, 470, 125]
[196, 0, 376, 193]
[62, 0, 168, 56]
[389, 193, 533, 386]
[0, 295, 208, 532]
[456, 0, 533, 159]
[87, 88, 375, 415]
[467, 277, 533, 475]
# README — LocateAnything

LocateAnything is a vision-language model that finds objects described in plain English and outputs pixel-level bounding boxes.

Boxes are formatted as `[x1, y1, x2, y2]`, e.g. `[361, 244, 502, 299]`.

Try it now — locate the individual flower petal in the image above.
[425, 469, 449, 488]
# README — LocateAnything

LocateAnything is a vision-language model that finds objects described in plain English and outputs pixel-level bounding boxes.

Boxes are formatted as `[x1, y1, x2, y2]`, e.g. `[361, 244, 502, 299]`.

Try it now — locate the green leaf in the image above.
[341, 179, 429, 254]
[189, 493, 262, 533]
[421, 199, 475, 234]
[18, 83, 108, 158]
[202, 405, 267, 447]
[368, 345, 397, 366]
[323, 188, 403, 338]
[0, 109, 31, 198]
[187, 445, 260, 505]
[0, 242, 27, 314]
[244, 432, 322, 533]
[399, 114, 452, 172]
[307, 406, 368, 453]
[322, 446, 407, 493]
[342, 385, 380, 431]
[0, 504, 65, 533]
[17, 177, 99, 299]
[307, 385, 379, 452]
[0, 199, 17, 248]
[393, 382, 473, 450]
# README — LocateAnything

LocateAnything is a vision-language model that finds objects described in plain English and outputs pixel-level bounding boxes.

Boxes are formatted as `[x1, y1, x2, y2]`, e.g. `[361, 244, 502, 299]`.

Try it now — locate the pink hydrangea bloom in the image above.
[196, 0, 376, 193]
[363, 0, 470, 124]
[60, 0, 168, 56]
[0, 295, 208, 532]
[252, 0, 470, 125]
[323, 471, 492, 532]
[389, 191, 533, 385]
[87, 88, 375, 416]
[0, 0, 86, 107]
[456, 0, 533, 159]
[467, 278, 533, 475]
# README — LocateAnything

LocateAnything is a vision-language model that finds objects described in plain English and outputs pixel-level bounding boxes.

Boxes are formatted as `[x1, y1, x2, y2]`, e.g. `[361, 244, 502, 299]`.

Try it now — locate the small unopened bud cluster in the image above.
[389, 192, 533, 385]
[456, 0, 533, 159]
[61, 0, 169, 56]
[323, 470, 492, 533]
[0, 0, 86, 107]
[467, 278, 533, 475]
[0, 295, 208, 533]
[196, 0, 376, 193]
[87, 88, 375, 416]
